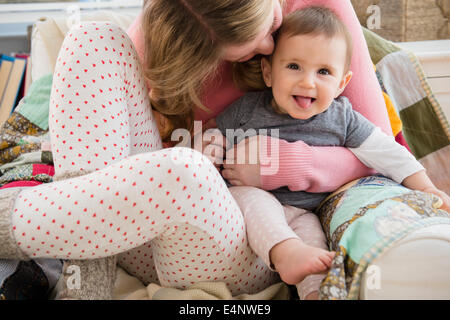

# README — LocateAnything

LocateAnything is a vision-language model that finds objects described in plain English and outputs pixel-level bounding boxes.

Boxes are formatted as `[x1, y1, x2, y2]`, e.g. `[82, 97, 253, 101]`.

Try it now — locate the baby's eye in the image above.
[318, 68, 330, 75]
[287, 63, 299, 70]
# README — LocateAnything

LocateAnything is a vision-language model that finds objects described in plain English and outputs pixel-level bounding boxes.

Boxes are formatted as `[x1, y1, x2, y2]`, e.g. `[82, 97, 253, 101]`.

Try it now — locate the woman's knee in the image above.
[165, 147, 220, 180]
[125, 147, 222, 192]
[66, 21, 130, 47]
[59, 21, 137, 75]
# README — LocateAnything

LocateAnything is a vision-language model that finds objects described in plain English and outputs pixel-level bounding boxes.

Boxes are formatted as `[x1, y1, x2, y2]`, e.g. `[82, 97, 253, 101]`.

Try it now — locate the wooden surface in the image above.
[351, 0, 449, 42]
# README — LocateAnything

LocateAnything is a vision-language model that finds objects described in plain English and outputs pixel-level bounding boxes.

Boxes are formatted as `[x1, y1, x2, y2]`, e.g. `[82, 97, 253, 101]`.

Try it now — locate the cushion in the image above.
[317, 175, 450, 299]
[30, 10, 137, 83]
[361, 224, 450, 299]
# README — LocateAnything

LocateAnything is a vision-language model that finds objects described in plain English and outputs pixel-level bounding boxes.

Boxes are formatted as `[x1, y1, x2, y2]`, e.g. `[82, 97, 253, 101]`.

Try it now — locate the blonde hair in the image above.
[232, 0, 287, 92]
[234, 6, 353, 91]
[142, 0, 275, 141]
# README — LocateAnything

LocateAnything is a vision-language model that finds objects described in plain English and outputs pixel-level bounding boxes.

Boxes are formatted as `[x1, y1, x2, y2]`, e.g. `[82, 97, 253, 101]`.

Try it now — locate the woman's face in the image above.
[221, 0, 283, 62]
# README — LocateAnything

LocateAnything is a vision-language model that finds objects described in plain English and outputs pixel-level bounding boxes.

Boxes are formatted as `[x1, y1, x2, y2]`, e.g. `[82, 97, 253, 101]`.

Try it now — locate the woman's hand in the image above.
[222, 135, 262, 188]
[196, 118, 228, 170]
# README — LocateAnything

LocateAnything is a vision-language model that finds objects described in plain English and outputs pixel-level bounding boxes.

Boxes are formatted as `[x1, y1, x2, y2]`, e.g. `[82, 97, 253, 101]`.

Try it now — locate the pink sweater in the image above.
[127, 0, 390, 193]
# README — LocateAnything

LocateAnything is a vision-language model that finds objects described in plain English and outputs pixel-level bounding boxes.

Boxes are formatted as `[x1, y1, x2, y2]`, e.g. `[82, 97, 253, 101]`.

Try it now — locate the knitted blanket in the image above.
[113, 267, 290, 300]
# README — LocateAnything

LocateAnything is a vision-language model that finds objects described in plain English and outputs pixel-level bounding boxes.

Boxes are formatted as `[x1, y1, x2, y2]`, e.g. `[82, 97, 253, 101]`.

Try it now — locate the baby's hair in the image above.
[276, 6, 353, 73]
[233, 6, 353, 91]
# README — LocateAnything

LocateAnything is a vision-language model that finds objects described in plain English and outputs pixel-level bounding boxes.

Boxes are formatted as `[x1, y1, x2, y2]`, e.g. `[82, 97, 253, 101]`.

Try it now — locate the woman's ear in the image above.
[261, 57, 273, 87]
[335, 70, 352, 98]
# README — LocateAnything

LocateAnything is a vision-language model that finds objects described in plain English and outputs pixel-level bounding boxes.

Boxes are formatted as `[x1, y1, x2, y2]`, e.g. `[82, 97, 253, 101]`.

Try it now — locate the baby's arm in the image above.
[349, 127, 449, 212]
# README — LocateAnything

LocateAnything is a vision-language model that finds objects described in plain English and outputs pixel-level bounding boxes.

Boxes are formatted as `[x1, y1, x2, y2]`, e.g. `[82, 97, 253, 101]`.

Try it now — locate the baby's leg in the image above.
[229, 187, 332, 289]
[228, 186, 297, 269]
[268, 207, 333, 291]
[284, 205, 331, 300]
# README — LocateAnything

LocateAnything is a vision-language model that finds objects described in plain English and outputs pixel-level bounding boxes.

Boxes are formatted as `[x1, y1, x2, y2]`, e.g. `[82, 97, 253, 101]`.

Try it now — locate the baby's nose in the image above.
[299, 74, 315, 88]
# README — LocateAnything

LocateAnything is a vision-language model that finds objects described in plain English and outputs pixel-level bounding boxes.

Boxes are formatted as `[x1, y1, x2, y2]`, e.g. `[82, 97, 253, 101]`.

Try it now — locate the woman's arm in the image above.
[260, 137, 375, 193]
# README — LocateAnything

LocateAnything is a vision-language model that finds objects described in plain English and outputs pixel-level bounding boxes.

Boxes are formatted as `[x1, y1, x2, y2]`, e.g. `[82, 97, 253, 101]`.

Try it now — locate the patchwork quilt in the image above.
[364, 28, 450, 194]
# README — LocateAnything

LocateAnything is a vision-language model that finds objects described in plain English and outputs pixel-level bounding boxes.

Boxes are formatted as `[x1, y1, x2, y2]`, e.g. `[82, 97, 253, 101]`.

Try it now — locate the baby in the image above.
[210, 6, 450, 299]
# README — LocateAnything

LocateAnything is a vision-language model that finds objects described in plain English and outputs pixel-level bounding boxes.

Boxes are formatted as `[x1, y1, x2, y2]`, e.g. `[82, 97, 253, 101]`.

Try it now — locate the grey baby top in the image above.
[216, 90, 375, 211]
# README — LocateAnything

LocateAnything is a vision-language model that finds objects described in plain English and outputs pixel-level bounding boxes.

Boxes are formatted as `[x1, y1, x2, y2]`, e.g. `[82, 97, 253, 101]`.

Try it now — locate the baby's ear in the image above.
[261, 57, 273, 87]
[335, 70, 352, 98]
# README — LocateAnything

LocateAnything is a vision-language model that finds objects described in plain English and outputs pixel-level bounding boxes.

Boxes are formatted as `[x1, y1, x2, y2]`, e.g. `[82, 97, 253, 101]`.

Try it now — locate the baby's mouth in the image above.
[293, 95, 316, 109]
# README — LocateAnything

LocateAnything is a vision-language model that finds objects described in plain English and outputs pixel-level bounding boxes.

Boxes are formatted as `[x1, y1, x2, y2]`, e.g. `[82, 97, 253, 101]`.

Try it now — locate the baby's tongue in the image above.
[294, 96, 312, 109]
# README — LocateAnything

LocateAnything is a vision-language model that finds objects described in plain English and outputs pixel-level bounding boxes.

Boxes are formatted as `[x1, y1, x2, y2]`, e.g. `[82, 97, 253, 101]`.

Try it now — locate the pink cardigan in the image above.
[127, 0, 389, 193]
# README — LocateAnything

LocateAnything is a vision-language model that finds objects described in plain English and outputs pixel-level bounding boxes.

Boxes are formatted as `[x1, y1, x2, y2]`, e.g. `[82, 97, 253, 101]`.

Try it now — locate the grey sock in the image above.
[55, 256, 117, 300]
[0, 188, 29, 260]
[53, 169, 118, 300]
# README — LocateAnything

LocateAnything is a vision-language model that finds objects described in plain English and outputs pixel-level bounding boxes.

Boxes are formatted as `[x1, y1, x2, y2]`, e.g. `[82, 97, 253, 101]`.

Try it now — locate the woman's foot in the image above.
[270, 238, 334, 285]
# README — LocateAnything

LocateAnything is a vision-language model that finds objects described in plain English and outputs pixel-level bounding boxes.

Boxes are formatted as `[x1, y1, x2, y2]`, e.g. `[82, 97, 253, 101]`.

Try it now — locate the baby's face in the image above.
[261, 32, 351, 120]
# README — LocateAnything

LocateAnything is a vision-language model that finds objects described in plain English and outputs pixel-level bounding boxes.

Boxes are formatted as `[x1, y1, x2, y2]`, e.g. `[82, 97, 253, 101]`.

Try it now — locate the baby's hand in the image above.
[222, 135, 262, 188]
[194, 118, 228, 170]
[422, 187, 450, 213]
[201, 130, 228, 169]
[152, 109, 173, 141]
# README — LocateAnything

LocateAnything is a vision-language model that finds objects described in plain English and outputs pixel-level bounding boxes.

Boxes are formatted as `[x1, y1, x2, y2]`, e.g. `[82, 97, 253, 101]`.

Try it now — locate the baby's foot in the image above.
[270, 238, 335, 285]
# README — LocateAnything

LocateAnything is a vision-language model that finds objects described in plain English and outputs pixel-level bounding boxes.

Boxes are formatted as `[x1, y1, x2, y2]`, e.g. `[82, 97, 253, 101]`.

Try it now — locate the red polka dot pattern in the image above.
[10, 22, 278, 295]
[49, 22, 162, 177]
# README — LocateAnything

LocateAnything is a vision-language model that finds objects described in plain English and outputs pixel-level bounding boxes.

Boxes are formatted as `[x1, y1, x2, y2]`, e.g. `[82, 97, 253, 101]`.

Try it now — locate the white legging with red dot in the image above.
[10, 22, 279, 294]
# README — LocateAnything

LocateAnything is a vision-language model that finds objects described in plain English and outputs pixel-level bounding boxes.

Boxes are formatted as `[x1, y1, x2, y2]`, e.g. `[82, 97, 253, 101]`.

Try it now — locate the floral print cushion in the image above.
[316, 175, 450, 300]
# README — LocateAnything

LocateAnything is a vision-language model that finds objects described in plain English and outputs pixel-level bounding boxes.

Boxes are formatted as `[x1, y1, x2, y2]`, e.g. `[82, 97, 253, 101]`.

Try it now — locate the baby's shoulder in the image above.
[240, 90, 271, 105]
[333, 95, 352, 109]
[328, 96, 354, 117]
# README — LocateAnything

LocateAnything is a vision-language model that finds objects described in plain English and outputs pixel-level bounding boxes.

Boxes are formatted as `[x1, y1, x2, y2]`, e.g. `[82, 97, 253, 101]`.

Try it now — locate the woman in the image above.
[0, 0, 391, 300]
